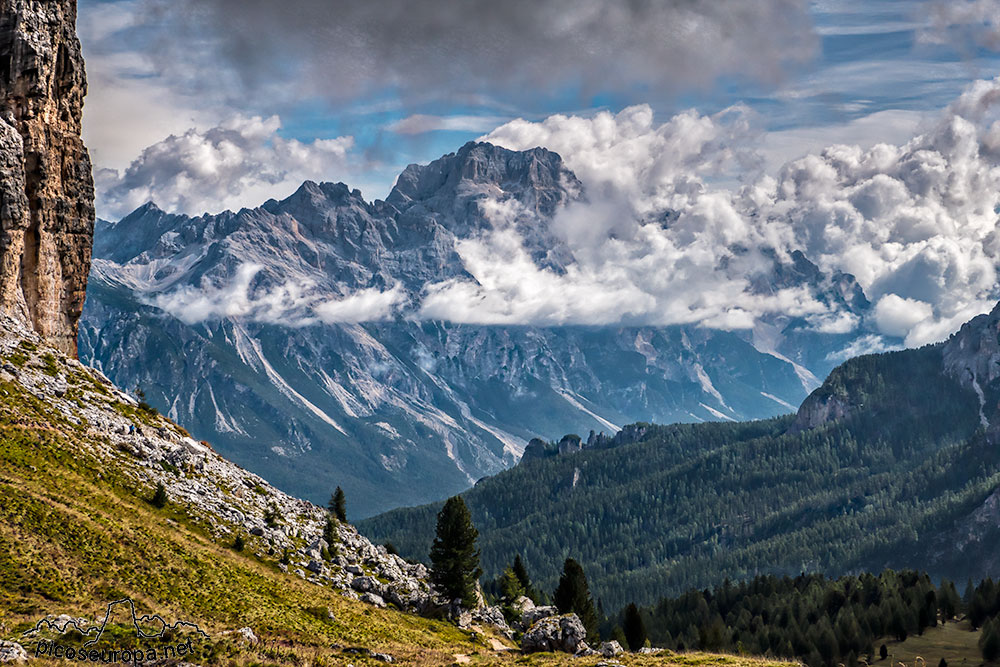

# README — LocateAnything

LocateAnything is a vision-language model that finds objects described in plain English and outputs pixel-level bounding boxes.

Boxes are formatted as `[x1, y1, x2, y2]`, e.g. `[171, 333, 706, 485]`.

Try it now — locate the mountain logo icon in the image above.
[22, 598, 209, 647]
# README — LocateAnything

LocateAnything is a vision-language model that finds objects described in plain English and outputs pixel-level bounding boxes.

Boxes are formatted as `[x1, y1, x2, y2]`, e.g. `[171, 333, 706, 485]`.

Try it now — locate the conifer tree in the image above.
[499, 566, 525, 603]
[512, 554, 540, 603]
[981, 617, 1000, 662]
[623, 602, 647, 651]
[329, 486, 347, 522]
[429, 496, 482, 608]
[323, 515, 337, 549]
[553, 557, 599, 639]
[940, 579, 959, 623]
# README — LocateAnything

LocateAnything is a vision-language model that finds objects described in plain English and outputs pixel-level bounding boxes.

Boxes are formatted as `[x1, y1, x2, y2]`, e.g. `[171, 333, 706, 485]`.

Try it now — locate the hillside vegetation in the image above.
[360, 346, 1000, 610]
[0, 325, 802, 667]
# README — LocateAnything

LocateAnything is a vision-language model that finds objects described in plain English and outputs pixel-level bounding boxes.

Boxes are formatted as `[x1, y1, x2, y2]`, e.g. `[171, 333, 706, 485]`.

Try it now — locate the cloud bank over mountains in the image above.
[104, 76, 1000, 350]
[473, 78, 1000, 346]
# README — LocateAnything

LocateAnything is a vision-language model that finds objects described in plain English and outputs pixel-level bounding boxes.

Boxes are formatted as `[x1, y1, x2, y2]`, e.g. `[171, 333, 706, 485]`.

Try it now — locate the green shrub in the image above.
[150, 483, 168, 508]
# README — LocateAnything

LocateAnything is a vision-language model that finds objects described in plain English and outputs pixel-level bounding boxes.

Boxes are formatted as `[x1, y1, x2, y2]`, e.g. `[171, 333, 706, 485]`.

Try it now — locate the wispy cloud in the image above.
[387, 115, 510, 135]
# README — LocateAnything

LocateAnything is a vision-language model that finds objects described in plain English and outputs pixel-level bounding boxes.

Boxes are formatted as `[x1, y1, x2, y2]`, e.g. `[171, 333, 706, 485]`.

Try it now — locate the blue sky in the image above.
[77, 0, 1000, 216]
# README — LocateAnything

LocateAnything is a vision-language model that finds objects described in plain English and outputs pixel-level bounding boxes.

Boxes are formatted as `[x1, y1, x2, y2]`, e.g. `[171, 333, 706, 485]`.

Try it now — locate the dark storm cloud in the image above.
[139, 0, 817, 105]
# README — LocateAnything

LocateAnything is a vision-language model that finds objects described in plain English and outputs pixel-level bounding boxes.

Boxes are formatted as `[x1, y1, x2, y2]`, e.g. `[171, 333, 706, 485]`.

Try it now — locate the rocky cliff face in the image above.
[0, 0, 94, 356]
[941, 300, 1000, 436]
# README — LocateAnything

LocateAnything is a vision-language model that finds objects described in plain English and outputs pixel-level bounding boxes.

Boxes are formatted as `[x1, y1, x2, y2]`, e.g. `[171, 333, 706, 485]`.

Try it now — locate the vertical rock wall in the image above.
[0, 0, 94, 356]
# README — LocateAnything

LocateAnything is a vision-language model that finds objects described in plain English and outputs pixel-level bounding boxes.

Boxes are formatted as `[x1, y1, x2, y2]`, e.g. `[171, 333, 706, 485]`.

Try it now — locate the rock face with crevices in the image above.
[0, 0, 94, 356]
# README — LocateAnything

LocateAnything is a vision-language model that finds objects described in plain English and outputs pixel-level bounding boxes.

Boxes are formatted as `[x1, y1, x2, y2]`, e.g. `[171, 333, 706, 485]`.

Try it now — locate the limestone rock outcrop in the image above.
[0, 0, 94, 356]
[520, 613, 590, 654]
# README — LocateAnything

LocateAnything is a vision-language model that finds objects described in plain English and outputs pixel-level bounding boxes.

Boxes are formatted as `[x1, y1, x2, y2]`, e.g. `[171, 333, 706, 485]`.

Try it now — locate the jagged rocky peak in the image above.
[0, 0, 95, 356]
[387, 141, 580, 216]
[267, 180, 369, 215]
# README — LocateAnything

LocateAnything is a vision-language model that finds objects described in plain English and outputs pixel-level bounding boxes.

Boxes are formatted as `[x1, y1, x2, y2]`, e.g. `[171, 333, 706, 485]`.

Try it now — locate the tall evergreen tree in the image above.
[329, 486, 347, 522]
[429, 496, 482, 608]
[553, 557, 599, 639]
[512, 554, 540, 603]
[940, 579, 959, 623]
[623, 602, 647, 651]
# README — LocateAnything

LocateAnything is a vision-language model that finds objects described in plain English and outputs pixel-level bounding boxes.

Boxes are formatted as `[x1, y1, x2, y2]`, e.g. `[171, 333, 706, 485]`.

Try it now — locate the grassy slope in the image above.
[0, 338, 795, 667]
[875, 620, 983, 666]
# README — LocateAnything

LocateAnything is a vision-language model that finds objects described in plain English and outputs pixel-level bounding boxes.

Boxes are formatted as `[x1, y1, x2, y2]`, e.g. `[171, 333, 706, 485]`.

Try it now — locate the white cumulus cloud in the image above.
[96, 115, 356, 218]
[470, 79, 1000, 343]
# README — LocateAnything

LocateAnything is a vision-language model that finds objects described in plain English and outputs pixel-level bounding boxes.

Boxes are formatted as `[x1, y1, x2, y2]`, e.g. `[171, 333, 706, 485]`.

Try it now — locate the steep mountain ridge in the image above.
[82, 142, 881, 517]
[359, 304, 1000, 609]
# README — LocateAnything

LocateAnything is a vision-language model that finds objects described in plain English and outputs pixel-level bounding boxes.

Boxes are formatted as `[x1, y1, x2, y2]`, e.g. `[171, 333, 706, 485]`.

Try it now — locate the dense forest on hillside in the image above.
[360, 346, 1000, 609]
[617, 571, 1000, 666]
[623, 570, 958, 666]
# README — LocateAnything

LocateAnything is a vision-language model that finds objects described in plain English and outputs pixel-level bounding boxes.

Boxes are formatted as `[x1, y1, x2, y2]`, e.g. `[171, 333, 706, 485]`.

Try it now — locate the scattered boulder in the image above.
[360, 592, 386, 608]
[471, 605, 513, 638]
[521, 604, 558, 628]
[455, 609, 473, 629]
[512, 595, 534, 613]
[0, 642, 27, 664]
[351, 576, 382, 594]
[342, 647, 394, 663]
[599, 640, 624, 657]
[235, 627, 257, 644]
[521, 613, 589, 654]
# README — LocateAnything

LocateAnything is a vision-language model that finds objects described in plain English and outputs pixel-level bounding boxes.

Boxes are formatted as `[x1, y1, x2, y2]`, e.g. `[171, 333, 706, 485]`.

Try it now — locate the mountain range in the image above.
[80, 141, 886, 518]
